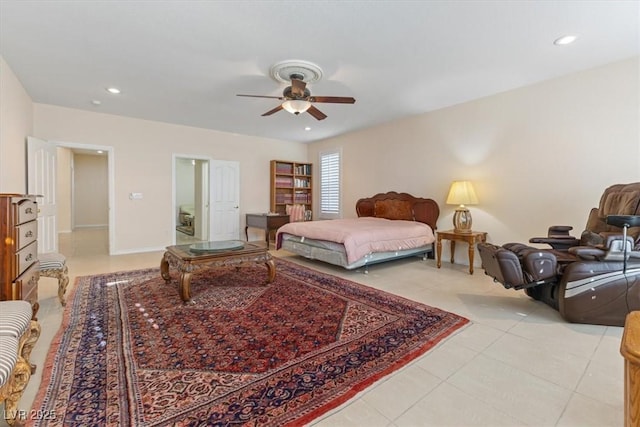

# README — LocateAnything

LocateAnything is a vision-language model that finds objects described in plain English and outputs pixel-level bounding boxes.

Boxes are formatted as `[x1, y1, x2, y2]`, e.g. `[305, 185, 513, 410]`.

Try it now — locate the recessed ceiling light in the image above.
[106, 87, 121, 94]
[554, 35, 578, 46]
[91, 100, 101, 106]
[304, 127, 311, 131]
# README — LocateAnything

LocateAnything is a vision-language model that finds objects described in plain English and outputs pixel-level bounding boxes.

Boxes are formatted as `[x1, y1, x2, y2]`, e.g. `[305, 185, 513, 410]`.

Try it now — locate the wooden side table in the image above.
[245, 213, 289, 245]
[436, 230, 487, 274]
[621, 311, 640, 427]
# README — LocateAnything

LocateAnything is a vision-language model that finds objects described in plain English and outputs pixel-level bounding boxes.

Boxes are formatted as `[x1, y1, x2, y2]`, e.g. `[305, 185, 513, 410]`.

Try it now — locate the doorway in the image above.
[27, 137, 114, 255]
[172, 155, 240, 244]
[174, 156, 209, 244]
[64, 148, 110, 255]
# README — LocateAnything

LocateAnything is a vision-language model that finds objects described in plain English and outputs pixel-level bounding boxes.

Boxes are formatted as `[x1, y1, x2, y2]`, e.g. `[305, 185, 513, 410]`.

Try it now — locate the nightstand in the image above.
[436, 230, 487, 274]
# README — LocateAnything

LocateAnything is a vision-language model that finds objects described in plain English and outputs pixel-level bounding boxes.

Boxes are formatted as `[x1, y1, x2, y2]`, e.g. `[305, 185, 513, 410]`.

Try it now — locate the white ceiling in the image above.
[1, 1, 638, 143]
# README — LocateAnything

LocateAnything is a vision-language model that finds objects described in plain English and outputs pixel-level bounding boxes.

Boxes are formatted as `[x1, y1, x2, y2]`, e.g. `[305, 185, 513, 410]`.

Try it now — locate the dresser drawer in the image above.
[14, 220, 38, 251]
[14, 240, 37, 278]
[12, 261, 39, 307]
[12, 197, 38, 225]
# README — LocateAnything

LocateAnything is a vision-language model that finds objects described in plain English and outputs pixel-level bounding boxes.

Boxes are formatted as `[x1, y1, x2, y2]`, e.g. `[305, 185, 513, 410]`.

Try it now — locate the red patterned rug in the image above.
[30, 258, 468, 426]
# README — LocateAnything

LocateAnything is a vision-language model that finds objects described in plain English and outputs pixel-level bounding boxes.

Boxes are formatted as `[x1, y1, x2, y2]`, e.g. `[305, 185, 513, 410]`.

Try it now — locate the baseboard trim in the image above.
[110, 246, 166, 256]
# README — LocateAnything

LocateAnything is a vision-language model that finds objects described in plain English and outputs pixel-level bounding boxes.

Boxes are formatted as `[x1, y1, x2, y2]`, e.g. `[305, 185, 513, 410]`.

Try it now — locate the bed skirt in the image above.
[280, 236, 433, 271]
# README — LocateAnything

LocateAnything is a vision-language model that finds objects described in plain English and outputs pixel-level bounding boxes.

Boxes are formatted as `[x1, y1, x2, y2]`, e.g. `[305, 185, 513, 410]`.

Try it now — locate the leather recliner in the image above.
[529, 182, 640, 250]
[478, 183, 640, 327]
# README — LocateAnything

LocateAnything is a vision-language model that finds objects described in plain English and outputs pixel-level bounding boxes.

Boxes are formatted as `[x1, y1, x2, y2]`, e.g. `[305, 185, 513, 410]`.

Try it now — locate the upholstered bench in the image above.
[0, 335, 19, 401]
[39, 252, 69, 306]
[0, 301, 40, 425]
[0, 300, 40, 372]
[0, 301, 32, 337]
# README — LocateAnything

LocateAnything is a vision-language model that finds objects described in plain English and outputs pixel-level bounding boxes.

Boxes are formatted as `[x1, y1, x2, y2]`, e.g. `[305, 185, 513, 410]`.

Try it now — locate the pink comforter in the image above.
[276, 217, 435, 264]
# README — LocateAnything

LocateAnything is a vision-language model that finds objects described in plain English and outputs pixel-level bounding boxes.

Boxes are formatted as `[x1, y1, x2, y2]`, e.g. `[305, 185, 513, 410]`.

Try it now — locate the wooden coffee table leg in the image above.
[265, 259, 276, 283]
[179, 271, 193, 302]
[160, 252, 171, 281]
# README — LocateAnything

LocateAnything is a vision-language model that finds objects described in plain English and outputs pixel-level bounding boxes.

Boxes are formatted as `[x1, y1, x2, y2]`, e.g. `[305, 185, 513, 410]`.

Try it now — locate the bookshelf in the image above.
[270, 160, 312, 217]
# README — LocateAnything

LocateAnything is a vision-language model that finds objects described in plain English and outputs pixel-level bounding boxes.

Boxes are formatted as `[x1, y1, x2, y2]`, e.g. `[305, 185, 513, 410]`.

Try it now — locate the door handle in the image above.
[234, 206, 239, 209]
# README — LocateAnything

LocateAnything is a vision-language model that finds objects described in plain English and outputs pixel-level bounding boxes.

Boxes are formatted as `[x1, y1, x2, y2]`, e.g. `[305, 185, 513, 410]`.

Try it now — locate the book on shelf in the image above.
[294, 191, 312, 204]
[293, 178, 310, 188]
[275, 194, 294, 204]
[294, 164, 311, 175]
[275, 163, 293, 174]
[275, 176, 293, 187]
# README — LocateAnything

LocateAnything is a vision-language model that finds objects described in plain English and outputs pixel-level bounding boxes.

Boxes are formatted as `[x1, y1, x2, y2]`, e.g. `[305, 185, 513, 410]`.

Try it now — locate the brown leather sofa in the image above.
[478, 182, 640, 326]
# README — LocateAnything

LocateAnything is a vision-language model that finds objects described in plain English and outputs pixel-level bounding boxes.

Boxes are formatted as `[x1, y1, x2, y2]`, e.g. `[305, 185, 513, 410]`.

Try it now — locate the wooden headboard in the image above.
[355, 191, 440, 230]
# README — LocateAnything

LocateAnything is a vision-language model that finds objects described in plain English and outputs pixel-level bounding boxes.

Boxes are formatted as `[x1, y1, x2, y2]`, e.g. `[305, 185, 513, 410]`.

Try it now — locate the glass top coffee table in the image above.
[160, 241, 275, 303]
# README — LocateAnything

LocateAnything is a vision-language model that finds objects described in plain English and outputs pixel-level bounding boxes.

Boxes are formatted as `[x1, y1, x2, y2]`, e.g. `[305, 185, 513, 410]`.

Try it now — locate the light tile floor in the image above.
[5, 228, 624, 426]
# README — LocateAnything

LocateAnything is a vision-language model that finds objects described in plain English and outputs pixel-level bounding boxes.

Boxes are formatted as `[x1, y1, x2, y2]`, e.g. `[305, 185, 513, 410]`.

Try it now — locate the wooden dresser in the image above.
[0, 194, 39, 318]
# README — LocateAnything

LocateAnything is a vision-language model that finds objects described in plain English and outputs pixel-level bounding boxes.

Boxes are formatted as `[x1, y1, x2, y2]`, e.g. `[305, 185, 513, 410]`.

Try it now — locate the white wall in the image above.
[32, 104, 307, 253]
[0, 56, 33, 193]
[309, 57, 640, 264]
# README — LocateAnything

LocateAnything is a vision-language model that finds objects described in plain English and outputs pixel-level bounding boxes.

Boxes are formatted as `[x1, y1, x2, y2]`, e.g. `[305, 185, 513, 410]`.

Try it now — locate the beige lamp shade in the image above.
[446, 181, 478, 233]
[446, 181, 479, 206]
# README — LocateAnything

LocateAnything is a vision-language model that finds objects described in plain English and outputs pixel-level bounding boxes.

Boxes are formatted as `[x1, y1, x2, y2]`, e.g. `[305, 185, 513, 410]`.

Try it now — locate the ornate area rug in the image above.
[31, 258, 468, 426]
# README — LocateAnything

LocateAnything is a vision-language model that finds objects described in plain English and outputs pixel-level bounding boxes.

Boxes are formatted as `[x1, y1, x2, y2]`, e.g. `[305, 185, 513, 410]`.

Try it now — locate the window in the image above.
[319, 150, 341, 218]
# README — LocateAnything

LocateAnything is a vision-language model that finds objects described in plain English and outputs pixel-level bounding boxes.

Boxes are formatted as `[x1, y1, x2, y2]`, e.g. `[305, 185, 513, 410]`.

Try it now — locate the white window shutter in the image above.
[319, 150, 340, 217]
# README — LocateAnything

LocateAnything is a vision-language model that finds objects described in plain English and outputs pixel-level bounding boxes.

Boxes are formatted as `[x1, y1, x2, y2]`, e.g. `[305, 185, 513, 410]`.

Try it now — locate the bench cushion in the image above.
[39, 252, 66, 269]
[0, 300, 32, 338]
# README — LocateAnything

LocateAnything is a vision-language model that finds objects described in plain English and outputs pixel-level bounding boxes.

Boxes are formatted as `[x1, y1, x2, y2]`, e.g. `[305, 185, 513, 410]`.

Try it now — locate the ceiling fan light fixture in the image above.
[282, 99, 311, 115]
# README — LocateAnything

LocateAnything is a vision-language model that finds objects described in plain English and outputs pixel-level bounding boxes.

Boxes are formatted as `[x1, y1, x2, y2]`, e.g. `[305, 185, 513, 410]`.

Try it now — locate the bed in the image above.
[276, 191, 440, 271]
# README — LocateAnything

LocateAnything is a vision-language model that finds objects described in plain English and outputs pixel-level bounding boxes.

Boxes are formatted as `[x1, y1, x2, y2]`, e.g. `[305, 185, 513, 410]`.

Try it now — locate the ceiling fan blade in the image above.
[291, 79, 307, 97]
[237, 94, 284, 99]
[261, 105, 284, 116]
[307, 105, 327, 121]
[310, 96, 356, 104]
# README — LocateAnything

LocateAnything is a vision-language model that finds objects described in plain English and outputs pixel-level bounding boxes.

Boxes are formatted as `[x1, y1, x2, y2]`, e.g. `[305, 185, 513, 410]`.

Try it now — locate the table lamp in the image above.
[446, 181, 478, 233]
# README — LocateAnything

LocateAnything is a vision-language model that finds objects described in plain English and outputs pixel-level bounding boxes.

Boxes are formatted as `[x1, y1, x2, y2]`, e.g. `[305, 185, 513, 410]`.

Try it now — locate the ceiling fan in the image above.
[236, 73, 355, 121]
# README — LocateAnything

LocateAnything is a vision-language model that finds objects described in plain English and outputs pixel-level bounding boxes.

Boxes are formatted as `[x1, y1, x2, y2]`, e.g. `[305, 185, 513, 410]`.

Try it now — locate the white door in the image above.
[27, 136, 58, 253]
[210, 160, 240, 241]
